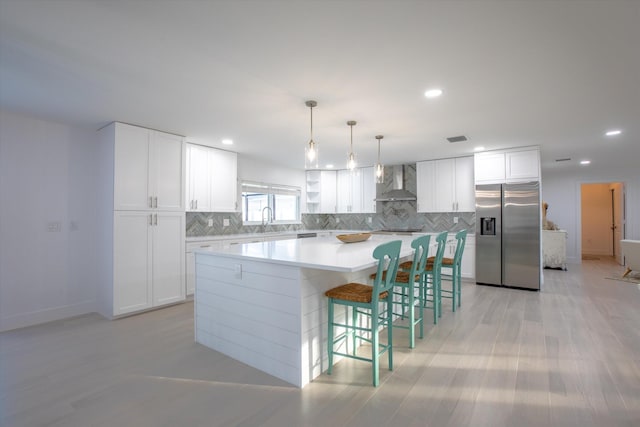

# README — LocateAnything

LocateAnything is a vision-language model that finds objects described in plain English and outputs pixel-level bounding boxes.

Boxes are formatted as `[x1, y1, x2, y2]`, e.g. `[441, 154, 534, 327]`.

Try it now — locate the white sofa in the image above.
[620, 240, 640, 277]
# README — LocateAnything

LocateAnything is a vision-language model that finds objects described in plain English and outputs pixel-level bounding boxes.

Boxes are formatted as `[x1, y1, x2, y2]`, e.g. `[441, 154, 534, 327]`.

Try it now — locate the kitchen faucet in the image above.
[261, 206, 273, 232]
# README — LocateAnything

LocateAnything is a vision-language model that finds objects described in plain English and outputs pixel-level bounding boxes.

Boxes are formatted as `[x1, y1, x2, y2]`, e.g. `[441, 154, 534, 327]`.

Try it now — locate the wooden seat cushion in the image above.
[325, 282, 388, 303]
[369, 270, 419, 283]
[399, 260, 414, 270]
[427, 256, 454, 266]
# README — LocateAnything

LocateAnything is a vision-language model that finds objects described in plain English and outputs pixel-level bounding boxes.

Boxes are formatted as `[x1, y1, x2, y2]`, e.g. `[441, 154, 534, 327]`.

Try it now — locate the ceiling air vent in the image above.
[555, 158, 572, 162]
[446, 135, 468, 143]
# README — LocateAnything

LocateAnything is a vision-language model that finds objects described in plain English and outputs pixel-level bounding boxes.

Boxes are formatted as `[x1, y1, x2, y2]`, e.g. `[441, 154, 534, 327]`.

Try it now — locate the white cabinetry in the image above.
[114, 123, 184, 211]
[99, 122, 185, 318]
[475, 148, 540, 184]
[337, 167, 375, 213]
[306, 170, 337, 213]
[441, 233, 475, 280]
[416, 157, 475, 213]
[186, 143, 237, 212]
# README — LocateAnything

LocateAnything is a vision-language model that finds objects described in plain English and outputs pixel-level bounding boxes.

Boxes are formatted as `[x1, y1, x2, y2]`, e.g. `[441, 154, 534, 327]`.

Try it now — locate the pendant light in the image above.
[375, 135, 384, 183]
[304, 100, 318, 169]
[346, 120, 357, 171]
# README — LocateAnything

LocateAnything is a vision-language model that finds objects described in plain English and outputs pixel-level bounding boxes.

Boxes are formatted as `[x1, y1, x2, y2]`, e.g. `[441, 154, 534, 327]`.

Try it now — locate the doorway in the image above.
[580, 182, 625, 264]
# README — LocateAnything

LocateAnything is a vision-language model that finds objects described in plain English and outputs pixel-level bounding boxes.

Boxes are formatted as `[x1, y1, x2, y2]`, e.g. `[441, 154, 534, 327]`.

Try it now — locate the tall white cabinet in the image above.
[99, 122, 186, 318]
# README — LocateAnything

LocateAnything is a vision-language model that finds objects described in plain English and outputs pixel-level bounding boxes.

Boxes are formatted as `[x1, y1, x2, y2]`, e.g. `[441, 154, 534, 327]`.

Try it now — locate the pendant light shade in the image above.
[375, 135, 384, 183]
[346, 120, 357, 171]
[305, 100, 318, 169]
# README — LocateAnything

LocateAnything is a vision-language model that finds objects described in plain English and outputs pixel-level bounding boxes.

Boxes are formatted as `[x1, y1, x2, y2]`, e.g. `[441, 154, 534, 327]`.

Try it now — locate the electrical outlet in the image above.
[208, 218, 214, 227]
[453, 216, 459, 224]
[223, 218, 230, 227]
[367, 217, 372, 224]
[336, 218, 340, 223]
[46, 221, 61, 232]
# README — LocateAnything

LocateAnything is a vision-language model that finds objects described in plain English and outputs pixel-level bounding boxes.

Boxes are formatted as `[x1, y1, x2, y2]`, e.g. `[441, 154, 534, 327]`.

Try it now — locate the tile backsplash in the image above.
[186, 163, 475, 237]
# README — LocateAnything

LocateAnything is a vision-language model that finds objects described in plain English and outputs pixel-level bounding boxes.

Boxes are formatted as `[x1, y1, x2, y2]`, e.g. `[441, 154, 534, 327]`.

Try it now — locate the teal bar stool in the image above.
[422, 231, 448, 324]
[437, 229, 467, 311]
[369, 234, 431, 348]
[325, 240, 402, 387]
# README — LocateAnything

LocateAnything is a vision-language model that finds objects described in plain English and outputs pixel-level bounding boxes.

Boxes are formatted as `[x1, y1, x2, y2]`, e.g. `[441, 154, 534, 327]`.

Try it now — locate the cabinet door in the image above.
[474, 152, 505, 184]
[150, 131, 184, 211]
[114, 124, 150, 210]
[506, 150, 540, 182]
[152, 212, 185, 306]
[350, 170, 363, 213]
[435, 159, 456, 212]
[361, 167, 376, 213]
[416, 160, 436, 213]
[186, 144, 212, 212]
[211, 149, 237, 212]
[454, 156, 475, 211]
[336, 170, 352, 213]
[320, 171, 337, 213]
[114, 211, 152, 315]
[461, 235, 475, 279]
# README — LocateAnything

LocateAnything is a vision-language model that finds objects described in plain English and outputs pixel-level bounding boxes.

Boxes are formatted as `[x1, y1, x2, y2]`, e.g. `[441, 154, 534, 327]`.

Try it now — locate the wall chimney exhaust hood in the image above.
[375, 164, 417, 202]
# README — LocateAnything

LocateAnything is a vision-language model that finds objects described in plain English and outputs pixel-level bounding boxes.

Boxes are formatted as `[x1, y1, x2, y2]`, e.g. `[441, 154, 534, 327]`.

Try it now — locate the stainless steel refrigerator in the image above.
[476, 182, 541, 290]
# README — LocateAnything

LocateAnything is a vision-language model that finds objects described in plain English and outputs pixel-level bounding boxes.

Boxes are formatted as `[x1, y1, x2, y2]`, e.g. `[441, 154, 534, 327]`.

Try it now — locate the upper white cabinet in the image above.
[306, 170, 337, 213]
[336, 167, 376, 213]
[186, 143, 238, 212]
[475, 147, 540, 184]
[416, 156, 475, 213]
[113, 123, 184, 211]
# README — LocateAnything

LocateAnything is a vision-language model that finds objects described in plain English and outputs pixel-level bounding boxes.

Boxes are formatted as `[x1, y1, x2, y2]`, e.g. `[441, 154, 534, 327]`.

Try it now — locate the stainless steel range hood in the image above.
[374, 164, 417, 202]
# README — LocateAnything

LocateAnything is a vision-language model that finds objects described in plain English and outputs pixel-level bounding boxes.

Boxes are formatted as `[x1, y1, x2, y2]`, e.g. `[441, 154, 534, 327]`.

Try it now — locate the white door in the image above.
[210, 149, 237, 212]
[416, 160, 436, 213]
[150, 131, 184, 211]
[361, 167, 376, 213]
[435, 159, 456, 212]
[114, 124, 150, 210]
[320, 171, 337, 213]
[613, 183, 625, 265]
[336, 170, 352, 213]
[186, 144, 212, 211]
[152, 212, 185, 306]
[454, 156, 475, 212]
[114, 211, 152, 315]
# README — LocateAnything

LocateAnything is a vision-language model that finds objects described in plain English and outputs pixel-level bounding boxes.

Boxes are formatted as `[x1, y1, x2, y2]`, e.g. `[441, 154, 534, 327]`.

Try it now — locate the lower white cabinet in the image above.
[114, 211, 185, 315]
[441, 233, 475, 280]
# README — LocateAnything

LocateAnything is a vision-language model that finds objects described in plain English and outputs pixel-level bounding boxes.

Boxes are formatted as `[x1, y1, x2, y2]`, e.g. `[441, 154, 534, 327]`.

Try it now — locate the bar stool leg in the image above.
[327, 298, 334, 375]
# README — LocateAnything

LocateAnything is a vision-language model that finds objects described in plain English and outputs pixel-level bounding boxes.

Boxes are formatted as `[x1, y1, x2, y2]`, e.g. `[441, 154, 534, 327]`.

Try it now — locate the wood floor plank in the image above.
[2, 257, 639, 426]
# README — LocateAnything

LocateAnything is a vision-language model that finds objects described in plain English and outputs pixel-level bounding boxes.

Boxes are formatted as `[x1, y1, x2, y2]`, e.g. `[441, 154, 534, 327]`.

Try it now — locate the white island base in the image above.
[194, 235, 416, 387]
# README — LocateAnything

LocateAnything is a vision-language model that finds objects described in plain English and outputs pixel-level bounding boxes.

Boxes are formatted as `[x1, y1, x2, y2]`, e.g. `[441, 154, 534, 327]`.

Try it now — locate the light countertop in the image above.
[194, 234, 424, 272]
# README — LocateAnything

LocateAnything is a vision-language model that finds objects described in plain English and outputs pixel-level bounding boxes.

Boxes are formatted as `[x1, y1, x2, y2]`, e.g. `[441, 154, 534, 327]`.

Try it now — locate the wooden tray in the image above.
[336, 233, 372, 243]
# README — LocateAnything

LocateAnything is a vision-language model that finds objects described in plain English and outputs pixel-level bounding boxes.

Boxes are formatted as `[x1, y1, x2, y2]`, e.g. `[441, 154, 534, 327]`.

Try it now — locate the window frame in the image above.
[240, 181, 302, 225]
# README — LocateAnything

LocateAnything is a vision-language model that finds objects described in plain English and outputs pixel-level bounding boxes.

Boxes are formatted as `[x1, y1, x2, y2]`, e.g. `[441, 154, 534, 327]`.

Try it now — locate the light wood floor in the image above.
[2, 258, 639, 427]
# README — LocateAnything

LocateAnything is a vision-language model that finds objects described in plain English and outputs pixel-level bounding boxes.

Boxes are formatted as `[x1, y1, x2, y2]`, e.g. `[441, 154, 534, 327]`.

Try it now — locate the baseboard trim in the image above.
[0, 300, 97, 332]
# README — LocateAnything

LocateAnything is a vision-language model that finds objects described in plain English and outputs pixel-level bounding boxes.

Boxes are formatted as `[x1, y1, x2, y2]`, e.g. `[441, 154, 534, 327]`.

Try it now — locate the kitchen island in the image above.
[194, 234, 418, 387]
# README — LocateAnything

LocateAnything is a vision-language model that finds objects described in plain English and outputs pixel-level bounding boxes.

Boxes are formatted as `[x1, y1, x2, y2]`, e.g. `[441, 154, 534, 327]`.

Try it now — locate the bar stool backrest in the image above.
[371, 240, 402, 303]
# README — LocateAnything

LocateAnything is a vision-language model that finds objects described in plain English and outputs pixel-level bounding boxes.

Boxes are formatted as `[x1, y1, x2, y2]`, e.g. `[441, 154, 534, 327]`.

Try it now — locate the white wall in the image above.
[0, 110, 99, 331]
[541, 167, 640, 264]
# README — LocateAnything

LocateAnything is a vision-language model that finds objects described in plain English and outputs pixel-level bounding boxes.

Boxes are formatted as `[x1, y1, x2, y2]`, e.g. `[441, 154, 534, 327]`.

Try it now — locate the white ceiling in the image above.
[1, 0, 638, 172]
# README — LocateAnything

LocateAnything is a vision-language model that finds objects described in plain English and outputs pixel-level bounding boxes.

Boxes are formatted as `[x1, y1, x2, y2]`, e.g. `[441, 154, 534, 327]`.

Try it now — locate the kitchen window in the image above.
[241, 181, 301, 224]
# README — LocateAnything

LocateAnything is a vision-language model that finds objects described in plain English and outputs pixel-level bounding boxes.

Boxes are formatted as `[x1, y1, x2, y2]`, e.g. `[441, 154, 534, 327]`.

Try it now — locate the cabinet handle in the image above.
[154, 197, 158, 208]
[149, 214, 153, 225]
[149, 197, 153, 208]
[154, 214, 158, 225]
[195, 200, 198, 210]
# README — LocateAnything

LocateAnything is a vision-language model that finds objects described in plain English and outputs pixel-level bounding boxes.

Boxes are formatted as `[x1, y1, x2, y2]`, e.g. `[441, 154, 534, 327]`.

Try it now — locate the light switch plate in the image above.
[223, 218, 230, 227]
[208, 218, 214, 227]
[453, 216, 459, 224]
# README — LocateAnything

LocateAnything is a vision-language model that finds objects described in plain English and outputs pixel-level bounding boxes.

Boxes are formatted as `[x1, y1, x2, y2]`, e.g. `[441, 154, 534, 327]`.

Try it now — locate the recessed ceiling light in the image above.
[605, 130, 621, 136]
[474, 146, 485, 152]
[325, 164, 334, 169]
[424, 88, 443, 98]
[580, 160, 591, 165]
[222, 139, 233, 145]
